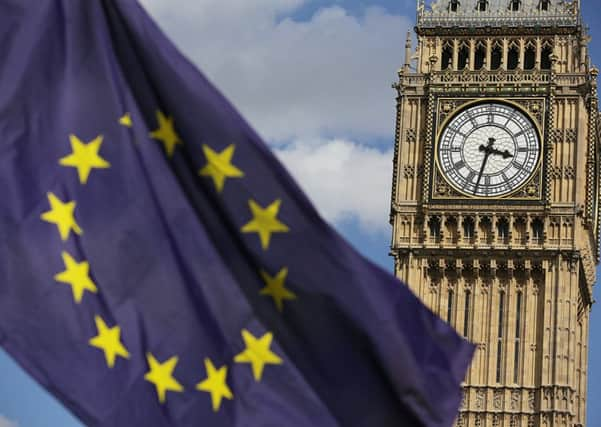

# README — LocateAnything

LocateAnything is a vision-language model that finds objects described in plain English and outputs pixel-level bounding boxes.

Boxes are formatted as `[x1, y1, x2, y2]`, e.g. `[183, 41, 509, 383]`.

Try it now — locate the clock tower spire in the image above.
[390, 1, 599, 426]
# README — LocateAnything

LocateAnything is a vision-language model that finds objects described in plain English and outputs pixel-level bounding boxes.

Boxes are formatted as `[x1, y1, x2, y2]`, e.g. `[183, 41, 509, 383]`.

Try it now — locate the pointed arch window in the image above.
[541, 42, 553, 69]
[491, 42, 503, 70]
[463, 290, 471, 337]
[496, 290, 506, 383]
[475, 42, 486, 70]
[447, 289, 454, 324]
[507, 43, 519, 70]
[463, 217, 475, 240]
[442, 41, 454, 70]
[524, 42, 536, 70]
[458, 42, 469, 70]
[532, 218, 544, 243]
[513, 291, 523, 383]
[450, 0, 460, 12]
[539, 0, 550, 11]
[509, 0, 521, 11]
[429, 216, 441, 243]
[497, 218, 509, 243]
[477, 0, 488, 12]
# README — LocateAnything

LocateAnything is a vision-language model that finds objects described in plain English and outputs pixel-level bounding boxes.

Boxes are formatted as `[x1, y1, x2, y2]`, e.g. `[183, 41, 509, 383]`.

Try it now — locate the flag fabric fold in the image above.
[0, 1, 474, 426]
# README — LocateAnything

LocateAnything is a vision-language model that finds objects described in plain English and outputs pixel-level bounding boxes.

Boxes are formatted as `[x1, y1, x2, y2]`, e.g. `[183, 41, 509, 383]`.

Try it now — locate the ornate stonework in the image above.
[390, 1, 598, 426]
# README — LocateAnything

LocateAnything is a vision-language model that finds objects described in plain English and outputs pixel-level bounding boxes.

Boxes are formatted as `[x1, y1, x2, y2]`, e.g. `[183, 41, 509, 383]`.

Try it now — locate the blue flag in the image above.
[0, 1, 474, 426]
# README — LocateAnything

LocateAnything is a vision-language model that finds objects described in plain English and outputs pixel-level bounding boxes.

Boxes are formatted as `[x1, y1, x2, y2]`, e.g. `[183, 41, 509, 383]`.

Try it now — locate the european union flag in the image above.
[0, 1, 474, 426]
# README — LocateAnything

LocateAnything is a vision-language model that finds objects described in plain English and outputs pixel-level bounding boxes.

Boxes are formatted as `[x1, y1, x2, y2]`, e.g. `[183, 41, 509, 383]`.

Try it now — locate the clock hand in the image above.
[473, 137, 495, 195]
[489, 147, 514, 159]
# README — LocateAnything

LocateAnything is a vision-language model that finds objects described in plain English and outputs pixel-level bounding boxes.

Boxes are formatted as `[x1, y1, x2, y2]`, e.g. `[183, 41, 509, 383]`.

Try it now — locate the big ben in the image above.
[390, 1, 599, 426]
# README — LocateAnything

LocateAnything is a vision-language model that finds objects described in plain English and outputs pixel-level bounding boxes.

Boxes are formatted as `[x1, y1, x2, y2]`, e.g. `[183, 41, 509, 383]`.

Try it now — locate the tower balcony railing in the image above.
[398, 72, 586, 88]
[431, 70, 551, 85]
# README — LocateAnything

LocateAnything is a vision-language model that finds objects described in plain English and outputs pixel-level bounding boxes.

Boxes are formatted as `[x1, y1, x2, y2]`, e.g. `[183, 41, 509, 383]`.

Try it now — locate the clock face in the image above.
[437, 102, 540, 197]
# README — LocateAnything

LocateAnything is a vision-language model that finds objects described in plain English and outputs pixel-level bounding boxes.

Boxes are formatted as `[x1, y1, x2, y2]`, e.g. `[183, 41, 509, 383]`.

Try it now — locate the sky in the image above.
[0, 0, 600, 426]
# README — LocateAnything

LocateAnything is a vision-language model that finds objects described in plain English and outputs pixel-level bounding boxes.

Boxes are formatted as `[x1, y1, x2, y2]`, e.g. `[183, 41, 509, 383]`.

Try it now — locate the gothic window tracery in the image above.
[541, 41, 553, 69]
[447, 289, 454, 324]
[514, 291, 523, 383]
[496, 289, 506, 383]
[514, 216, 527, 244]
[429, 216, 441, 242]
[497, 218, 509, 243]
[475, 42, 487, 70]
[532, 218, 544, 243]
[446, 216, 459, 244]
[479, 216, 492, 244]
[524, 41, 536, 70]
[491, 41, 503, 70]
[458, 42, 470, 70]
[507, 41, 520, 70]
[442, 41, 453, 70]
[463, 217, 475, 241]
[463, 289, 471, 337]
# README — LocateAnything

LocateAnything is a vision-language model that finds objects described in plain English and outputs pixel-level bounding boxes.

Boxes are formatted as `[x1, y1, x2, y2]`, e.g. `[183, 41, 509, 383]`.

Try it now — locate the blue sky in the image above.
[1, 1, 601, 426]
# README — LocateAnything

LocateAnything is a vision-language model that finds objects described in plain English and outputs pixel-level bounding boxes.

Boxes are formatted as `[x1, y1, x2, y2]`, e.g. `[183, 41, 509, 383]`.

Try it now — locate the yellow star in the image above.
[234, 329, 282, 381]
[54, 251, 98, 303]
[144, 353, 184, 404]
[40, 192, 82, 241]
[196, 358, 233, 411]
[260, 267, 297, 312]
[59, 134, 110, 184]
[199, 144, 244, 192]
[241, 199, 289, 250]
[149, 111, 181, 157]
[89, 315, 130, 368]
[119, 113, 132, 127]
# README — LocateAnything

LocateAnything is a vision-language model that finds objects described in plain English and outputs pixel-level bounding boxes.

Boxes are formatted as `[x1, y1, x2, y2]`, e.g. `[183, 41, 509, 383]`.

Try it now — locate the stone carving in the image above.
[565, 128, 577, 143]
[511, 390, 521, 410]
[476, 388, 486, 409]
[403, 164, 415, 178]
[528, 415, 535, 427]
[521, 99, 545, 124]
[406, 128, 417, 143]
[416, 164, 425, 177]
[564, 166, 575, 179]
[528, 390, 535, 410]
[550, 165, 562, 179]
[551, 128, 564, 143]
[494, 389, 503, 409]
[492, 414, 500, 427]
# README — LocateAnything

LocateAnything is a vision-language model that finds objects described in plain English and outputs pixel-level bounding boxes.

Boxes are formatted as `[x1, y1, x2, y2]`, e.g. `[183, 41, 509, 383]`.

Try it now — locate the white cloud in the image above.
[0, 415, 17, 427]
[139, 0, 411, 141]
[138, 1, 408, 234]
[275, 138, 393, 233]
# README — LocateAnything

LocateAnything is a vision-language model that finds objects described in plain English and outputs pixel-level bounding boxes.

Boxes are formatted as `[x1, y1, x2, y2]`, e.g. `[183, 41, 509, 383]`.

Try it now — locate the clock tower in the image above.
[390, 1, 600, 426]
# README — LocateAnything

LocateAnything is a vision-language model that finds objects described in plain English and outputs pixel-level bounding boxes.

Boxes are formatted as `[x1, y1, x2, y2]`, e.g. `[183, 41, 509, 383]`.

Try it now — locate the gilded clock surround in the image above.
[433, 98, 544, 200]
[390, 1, 600, 426]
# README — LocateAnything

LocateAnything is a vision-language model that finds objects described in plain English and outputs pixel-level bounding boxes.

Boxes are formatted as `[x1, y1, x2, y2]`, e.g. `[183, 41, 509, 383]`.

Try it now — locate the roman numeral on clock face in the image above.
[512, 160, 524, 170]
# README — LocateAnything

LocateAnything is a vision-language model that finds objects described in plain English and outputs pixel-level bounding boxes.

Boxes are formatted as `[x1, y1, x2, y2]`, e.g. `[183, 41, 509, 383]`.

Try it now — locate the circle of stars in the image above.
[40, 109, 299, 412]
